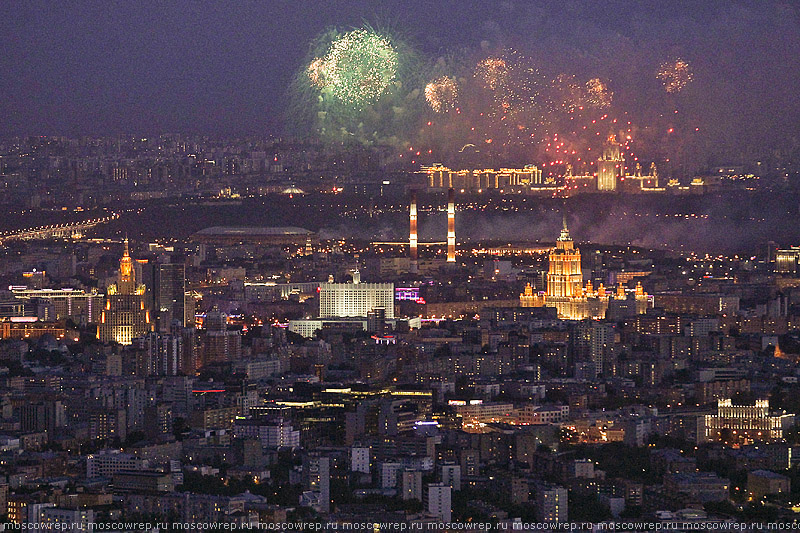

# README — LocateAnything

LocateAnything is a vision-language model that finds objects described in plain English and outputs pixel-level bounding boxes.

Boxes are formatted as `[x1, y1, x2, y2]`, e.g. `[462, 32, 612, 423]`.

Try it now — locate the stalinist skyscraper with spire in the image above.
[547, 215, 584, 299]
[98, 239, 153, 345]
[597, 134, 623, 191]
[520, 215, 651, 320]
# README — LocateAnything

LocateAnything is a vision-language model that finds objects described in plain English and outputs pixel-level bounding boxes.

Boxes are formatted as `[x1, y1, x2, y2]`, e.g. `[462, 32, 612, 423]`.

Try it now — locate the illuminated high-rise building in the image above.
[536, 484, 568, 523]
[520, 216, 652, 320]
[11, 287, 103, 324]
[427, 483, 452, 523]
[319, 270, 394, 319]
[134, 331, 181, 376]
[144, 261, 188, 330]
[98, 239, 153, 345]
[775, 247, 800, 275]
[200, 309, 241, 365]
[423, 165, 543, 192]
[618, 161, 661, 193]
[597, 134, 623, 191]
[547, 215, 583, 298]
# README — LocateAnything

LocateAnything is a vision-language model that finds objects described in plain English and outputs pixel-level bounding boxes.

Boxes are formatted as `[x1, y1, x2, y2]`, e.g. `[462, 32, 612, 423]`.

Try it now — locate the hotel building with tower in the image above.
[520, 216, 652, 320]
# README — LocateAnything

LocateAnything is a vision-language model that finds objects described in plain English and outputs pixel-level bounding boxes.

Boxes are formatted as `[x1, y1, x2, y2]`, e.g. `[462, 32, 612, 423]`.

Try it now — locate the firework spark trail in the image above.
[291, 26, 697, 172]
[475, 57, 509, 90]
[311, 29, 398, 105]
[657, 58, 693, 93]
[425, 76, 459, 113]
[586, 78, 613, 108]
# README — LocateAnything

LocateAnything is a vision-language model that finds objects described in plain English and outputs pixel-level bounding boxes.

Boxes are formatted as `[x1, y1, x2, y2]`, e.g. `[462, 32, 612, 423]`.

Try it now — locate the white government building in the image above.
[319, 270, 394, 319]
[289, 270, 400, 338]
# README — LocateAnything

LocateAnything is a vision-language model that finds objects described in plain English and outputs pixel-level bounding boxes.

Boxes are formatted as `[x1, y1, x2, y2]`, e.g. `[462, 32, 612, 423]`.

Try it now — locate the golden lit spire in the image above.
[598, 283, 606, 297]
[635, 281, 644, 298]
[774, 344, 785, 360]
[558, 211, 571, 242]
[617, 283, 626, 300]
[120, 238, 132, 279]
[117, 237, 136, 293]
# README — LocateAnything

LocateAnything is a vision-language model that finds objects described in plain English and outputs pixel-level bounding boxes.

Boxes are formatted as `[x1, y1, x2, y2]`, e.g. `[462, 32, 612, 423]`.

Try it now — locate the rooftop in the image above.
[749, 469, 789, 479]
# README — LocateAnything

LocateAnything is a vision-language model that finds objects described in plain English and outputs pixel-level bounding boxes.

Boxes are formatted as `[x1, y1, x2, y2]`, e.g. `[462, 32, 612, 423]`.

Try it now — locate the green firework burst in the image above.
[312, 28, 398, 106]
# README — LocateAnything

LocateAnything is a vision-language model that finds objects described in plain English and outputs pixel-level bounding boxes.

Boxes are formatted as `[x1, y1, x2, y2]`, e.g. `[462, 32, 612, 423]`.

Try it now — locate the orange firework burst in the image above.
[425, 76, 459, 112]
[657, 59, 693, 93]
[586, 78, 612, 108]
[475, 57, 508, 90]
[307, 57, 329, 88]
[555, 73, 586, 112]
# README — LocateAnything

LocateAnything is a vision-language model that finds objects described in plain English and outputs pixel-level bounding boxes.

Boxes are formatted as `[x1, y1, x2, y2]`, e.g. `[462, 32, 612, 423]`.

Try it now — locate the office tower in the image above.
[98, 239, 153, 345]
[536, 484, 568, 523]
[303, 454, 330, 513]
[427, 483, 452, 522]
[441, 464, 461, 491]
[200, 309, 241, 365]
[447, 188, 455, 262]
[20, 400, 66, 434]
[401, 470, 423, 501]
[367, 307, 386, 336]
[149, 262, 187, 330]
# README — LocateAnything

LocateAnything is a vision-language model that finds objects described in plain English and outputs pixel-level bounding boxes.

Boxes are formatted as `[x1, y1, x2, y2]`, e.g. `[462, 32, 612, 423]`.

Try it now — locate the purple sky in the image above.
[1, 0, 798, 162]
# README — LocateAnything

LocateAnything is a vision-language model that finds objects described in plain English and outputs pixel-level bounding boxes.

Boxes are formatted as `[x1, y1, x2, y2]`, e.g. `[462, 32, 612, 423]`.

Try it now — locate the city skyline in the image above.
[2, 1, 800, 528]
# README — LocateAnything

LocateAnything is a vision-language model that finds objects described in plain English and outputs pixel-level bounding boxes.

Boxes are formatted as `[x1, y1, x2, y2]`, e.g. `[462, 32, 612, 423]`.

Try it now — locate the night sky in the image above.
[1, 0, 799, 163]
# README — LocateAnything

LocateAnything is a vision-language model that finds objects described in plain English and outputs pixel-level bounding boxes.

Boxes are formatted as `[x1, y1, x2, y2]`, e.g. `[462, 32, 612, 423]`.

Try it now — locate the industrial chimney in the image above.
[447, 188, 455, 262]
[409, 190, 418, 263]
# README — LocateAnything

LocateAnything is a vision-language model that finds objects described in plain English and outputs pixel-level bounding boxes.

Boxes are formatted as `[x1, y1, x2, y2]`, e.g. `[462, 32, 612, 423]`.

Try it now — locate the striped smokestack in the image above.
[409, 190, 418, 262]
[447, 188, 455, 262]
